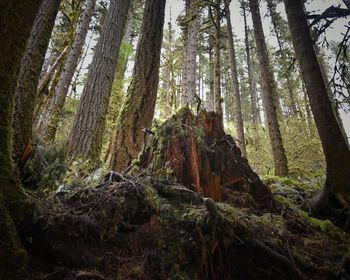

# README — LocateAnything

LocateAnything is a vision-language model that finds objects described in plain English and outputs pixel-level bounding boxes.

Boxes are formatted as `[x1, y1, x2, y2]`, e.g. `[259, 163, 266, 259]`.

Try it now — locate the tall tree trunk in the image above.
[242, 2, 258, 127]
[224, 0, 246, 157]
[13, 0, 61, 166]
[44, 0, 96, 143]
[34, 61, 64, 134]
[181, 0, 190, 107]
[213, 0, 222, 119]
[302, 83, 315, 137]
[109, 0, 166, 171]
[33, 45, 69, 122]
[266, 0, 298, 118]
[0, 0, 42, 277]
[249, 0, 288, 176]
[104, 0, 137, 163]
[37, 46, 69, 97]
[284, 0, 350, 219]
[185, 0, 198, 106]
[207, 34, 215, 111]
[68, 0, 132, 161]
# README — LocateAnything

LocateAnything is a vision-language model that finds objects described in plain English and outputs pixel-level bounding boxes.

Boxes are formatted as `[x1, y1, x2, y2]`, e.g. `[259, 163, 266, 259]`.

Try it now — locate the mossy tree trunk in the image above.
[109, 0, 166, 171]
[242, 1, 259, 144]
[182, 0, 199, 106]
[249, 0, 289, 177]
[284, 0, 350, 221]
[44, 0, 96, 143]
[224, 0, 246, 157]
[213, 0, 223, 119]
[0, 0, 42, 278]
[207, 33, 215, 111]
[104, 0, 137, 163]
[13, 0, 61, 167]
[68, 0, 132, 162]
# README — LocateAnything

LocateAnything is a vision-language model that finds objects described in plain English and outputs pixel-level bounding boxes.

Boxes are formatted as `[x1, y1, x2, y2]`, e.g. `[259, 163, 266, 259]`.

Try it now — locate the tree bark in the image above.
[185, 0, 199, 106]
[266, 0, 298, 118]
[302, 84, 315, 137]
[224, 0, 246, 157]
[249, 0, 288, 176]
[37, 46, 69, 97]
[104, 0, 137, 163]
[181, 0, 190, 107]
[33, 46, 69, 122]
[0, 0, 42, 277]
[284, 0, 350, 218]
[207, 33, 215, 111]
[242, 2, 258, 127]
[109, 0, 166, 171]
[68, 0, 132, 162]
[213, 0, 223, 119]
[13, 0, 61, 166]
[44, 0, 96, 143]
[34, 61, 64, 134]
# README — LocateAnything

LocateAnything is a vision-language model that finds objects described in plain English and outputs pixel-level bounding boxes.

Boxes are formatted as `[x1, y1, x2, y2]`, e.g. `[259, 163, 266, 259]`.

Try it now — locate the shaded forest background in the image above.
[36, 0, 349, 178]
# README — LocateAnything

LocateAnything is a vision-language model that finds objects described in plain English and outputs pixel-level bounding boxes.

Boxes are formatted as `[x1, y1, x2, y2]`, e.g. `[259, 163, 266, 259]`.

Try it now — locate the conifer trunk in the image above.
[13, 0, 61, 165]
[284, 0, 350, 217]
[104, 0, 136, 163]
[68, 0, 132, 161]
[44, 0, 96, 143]
[249, 0, 288, 176]
[109, 0, 166, 171]
[0, 0, 42, 277]
[185, 0, 198, 106]
[242, 2, 258, 128]
[213, 0, 222, 119]
[224, 0, 246, 157]
[181, 0, 190, 107]
[33, 46, 69, 122]
[266, 0, 298, 117]
[207, 34, 215, 111]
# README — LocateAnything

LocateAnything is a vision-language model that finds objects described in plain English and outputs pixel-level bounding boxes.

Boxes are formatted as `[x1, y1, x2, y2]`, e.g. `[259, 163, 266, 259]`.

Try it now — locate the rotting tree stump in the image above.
[134, 108, 273, 209]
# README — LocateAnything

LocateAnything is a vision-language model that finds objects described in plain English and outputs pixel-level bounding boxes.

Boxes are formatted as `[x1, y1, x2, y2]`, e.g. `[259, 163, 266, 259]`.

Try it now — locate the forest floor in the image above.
[23, 109, 350, 280]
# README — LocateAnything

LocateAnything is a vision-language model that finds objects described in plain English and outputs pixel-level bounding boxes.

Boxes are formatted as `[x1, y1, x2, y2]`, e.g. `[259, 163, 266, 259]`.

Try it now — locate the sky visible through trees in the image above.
[74, 0, 350, 135]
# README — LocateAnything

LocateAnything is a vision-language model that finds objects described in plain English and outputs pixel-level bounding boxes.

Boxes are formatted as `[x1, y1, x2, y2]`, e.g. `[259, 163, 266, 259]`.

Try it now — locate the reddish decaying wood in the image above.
[138, 109, 272, 207]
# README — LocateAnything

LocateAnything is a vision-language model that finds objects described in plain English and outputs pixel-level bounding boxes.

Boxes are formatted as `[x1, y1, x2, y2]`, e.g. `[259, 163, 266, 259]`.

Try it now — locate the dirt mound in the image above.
[23, 109, 350, 279]
[23, 170, 349, 279]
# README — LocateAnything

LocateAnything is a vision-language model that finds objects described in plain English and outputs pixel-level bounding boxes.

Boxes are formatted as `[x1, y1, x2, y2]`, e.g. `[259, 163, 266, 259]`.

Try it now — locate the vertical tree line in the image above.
[109, 0, 166, 171]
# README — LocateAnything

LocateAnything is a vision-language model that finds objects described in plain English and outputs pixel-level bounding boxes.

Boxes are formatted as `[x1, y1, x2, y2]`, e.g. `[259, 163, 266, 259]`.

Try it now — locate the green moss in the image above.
[274, 194, 294, 208]
[217, 203, 249, 231]
[298, 210, 346, 239]
[64, 158, 101, 184]
[291, 247, 312, 264]
[258, 213, 286, 237]
[263, 175, 306, 188]
[130, 264, 144, 276]
[310, 218, 345, 239]
[144, 185, 160, 212]
[181, 207, 202, 222]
